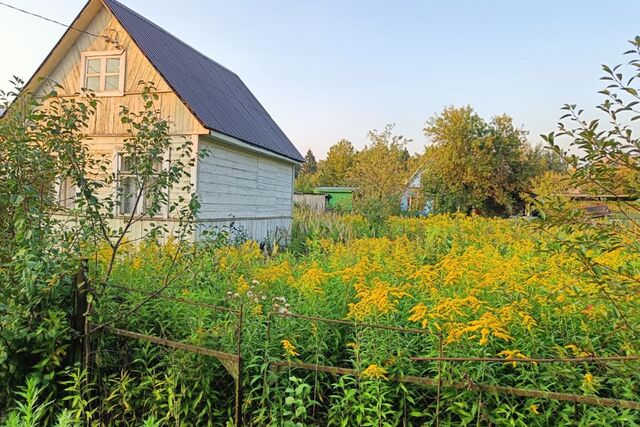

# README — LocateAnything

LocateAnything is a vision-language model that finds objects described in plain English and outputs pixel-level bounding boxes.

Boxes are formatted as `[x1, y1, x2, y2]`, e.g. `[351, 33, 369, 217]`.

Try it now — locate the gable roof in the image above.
[23, 0, 303, 163]
[106, 0, 303, 162]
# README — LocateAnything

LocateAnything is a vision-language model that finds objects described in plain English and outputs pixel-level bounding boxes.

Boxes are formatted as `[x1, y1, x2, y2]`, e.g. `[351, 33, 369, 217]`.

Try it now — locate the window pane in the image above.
[58, 177, 76, 209]
[121, 156, 134, 173]
[105, 75, 120, 91]
[86, 58, 101, 75]
[85, 76, 100, 91]
[143, 176, 160, 213]
[106, 57, 120, 73]
[120, 176, 137, 214]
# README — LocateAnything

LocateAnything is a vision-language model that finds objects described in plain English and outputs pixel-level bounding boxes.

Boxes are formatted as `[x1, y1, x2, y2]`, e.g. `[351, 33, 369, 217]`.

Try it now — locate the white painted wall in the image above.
[196, 136, 295, 242]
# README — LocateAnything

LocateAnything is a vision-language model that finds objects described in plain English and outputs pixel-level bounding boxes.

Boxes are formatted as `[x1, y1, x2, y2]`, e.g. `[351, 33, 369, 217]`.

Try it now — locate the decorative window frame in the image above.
[80, 50, 126, 96]
[114, 152, 169, 219]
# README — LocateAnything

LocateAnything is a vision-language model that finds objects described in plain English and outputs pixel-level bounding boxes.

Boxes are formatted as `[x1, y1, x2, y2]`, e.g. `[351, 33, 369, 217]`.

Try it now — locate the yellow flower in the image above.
[297, 262, 330, 295]
[347, 278, 410, 320]
[565, 344, 591, 357]
[361, 364, 387, 380]
[497, 349, 531, 367]
[584, 373, 593, 385]
[237, 275, 250, 293]
[408, 303, 428, 328]
[529, 404, 540, 414]
[281, 339, 299, 357]
[346, 342, 359, 350]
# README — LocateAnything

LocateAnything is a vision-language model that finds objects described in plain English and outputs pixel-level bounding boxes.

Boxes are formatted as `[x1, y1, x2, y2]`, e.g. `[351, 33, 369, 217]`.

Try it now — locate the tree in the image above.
[422, 106, 536, 216]
[0, 79, 201, 409]
[316, 139, 356, 186]
[348, 124, 412, 219]
[302, 149, 317, 175]
[539, 36, 640, 342]
[295, 149, 319, 192]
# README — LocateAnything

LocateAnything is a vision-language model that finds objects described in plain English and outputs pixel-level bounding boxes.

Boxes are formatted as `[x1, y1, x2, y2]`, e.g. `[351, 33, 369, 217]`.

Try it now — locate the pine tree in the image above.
[302, 149, 317, 175]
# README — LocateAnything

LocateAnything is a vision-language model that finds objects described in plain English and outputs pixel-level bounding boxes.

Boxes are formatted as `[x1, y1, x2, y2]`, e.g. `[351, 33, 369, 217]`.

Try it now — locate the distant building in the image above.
[314, 187, 356, 211]
[400, 167, 431, 214]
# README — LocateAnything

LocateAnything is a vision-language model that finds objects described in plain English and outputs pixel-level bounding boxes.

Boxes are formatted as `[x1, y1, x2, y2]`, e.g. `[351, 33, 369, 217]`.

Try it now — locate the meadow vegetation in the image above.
[1, 35, 640, 427]
[35, 211, 640, 425]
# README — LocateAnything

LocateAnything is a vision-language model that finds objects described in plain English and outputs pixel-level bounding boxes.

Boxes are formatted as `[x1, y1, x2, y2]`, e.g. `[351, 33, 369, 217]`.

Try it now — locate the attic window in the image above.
[81, 51, 125, 95]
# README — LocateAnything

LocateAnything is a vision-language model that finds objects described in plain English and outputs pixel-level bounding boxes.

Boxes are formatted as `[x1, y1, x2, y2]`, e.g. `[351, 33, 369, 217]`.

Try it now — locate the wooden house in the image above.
[22, 0, 304, 241]
[400, 167, 431, 214]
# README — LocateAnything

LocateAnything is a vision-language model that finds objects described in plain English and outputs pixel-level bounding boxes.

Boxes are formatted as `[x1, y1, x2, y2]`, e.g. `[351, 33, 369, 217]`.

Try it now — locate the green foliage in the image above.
[293, 170, 318, 193]
[316, 139, 356, 187]
[539, 35, 640, 339]
[0, 78, 201, 422]
[422, 106, 562, 216]
[302, 149, 317, 175]
[348, 124, 412, 219]
[72, 210, 638, 426]
[280, 376, 317, 426]
[4, 376, 51, 427]
[0, 78, 88, 406]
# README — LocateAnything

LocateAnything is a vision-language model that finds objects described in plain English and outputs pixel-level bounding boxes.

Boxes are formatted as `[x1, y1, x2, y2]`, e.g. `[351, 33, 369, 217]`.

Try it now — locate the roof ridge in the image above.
[101, 0, 238, 76]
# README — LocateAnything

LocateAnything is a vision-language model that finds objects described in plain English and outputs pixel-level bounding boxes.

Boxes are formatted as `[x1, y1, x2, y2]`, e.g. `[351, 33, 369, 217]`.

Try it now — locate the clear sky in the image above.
[1, 0, 639, 158]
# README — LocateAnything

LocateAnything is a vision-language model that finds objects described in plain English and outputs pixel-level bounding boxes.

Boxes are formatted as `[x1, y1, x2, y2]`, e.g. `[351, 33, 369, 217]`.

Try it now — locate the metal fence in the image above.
[89, 284, 244, 426]
[86, 285, 640, 425]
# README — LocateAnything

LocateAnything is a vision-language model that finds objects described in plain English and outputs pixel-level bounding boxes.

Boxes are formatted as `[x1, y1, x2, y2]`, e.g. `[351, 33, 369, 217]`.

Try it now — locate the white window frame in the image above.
[115, 153, 168, 219]
[80, 50, 126, 96]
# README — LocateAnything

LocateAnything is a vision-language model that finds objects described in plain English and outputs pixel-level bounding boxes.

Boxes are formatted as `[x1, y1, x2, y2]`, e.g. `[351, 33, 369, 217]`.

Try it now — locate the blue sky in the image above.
[1, 0, 639, 158]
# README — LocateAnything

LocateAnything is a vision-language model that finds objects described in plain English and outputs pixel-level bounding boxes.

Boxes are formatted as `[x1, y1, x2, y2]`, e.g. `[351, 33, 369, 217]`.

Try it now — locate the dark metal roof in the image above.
[102, 0, 303, 162]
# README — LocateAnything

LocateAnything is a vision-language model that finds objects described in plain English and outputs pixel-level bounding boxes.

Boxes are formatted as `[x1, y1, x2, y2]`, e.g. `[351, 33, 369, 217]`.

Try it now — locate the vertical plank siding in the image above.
[36, 7, 205, 136]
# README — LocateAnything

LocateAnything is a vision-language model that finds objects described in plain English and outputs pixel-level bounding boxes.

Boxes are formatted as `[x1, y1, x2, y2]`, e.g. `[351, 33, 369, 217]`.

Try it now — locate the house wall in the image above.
[197, 136, 295, 242]
[33, 4, 203, 242]
[34, 6, 206, 136]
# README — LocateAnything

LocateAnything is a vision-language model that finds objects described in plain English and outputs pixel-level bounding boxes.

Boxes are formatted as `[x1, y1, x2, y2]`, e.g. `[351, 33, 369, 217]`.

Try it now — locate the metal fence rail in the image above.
[93, 284, 640, 424]
[93, 285, 245, 427]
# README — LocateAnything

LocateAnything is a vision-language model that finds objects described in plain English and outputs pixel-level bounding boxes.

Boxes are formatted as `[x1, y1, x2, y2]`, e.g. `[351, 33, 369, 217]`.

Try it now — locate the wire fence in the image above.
[85, 284, 640, 425]
[88, 284, 244, 426]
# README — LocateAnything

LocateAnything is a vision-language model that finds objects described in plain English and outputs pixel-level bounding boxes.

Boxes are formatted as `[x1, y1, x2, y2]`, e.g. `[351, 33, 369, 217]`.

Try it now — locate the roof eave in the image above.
[205, 130, 303, 165]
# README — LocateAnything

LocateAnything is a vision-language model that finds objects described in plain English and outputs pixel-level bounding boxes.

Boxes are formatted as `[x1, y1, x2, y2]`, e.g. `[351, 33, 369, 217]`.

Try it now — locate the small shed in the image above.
[294, 193, 328, 212]
[314, 187, 355, 211]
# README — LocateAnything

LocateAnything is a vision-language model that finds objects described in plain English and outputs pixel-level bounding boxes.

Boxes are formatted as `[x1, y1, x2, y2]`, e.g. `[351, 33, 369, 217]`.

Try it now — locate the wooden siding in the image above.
[35, 6, 205, 136]
[294, 193, 327, 212]
[197, 136, 295, 241]
[80, 135, 196, 217]
[28, 2, 296, 243]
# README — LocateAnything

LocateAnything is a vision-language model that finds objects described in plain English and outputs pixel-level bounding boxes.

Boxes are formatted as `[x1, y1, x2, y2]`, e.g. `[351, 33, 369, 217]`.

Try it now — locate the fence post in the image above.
[235, 304, 244, 427]
[72, 259, 89, 366]
[435, 330, 443, 427]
